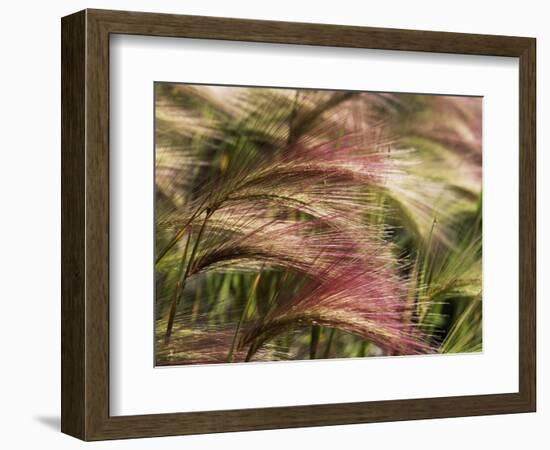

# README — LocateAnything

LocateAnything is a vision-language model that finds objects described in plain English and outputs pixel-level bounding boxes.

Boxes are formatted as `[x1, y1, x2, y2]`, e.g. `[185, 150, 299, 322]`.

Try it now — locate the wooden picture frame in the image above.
[61, 8, 536, 441]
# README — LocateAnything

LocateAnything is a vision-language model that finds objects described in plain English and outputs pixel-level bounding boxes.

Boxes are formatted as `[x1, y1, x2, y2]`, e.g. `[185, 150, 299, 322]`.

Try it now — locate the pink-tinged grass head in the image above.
[241, 261, 433, 358]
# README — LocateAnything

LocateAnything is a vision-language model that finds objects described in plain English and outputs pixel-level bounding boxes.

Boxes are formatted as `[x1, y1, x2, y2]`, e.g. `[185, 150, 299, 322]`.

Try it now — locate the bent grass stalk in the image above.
[439, 297, 481, 353]
[163, 228, 192, 344]
[164, 209, 212, 343]
[418, 217, 438, 324]
[228, 267, 264, 362]
[155, 195, 210, 265]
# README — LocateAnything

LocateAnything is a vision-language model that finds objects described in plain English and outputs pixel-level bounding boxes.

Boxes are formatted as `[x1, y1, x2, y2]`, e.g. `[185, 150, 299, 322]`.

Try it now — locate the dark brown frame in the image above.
[61, 8, 536, 441]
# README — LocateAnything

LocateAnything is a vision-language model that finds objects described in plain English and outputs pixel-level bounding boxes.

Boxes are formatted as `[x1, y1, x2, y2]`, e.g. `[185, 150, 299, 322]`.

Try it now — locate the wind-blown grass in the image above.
[154, 84, 482, 366]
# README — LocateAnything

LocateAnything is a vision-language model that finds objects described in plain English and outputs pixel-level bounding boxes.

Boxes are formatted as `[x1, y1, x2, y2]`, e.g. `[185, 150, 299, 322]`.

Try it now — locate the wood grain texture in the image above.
[518, 38, 536, 408]
[61, 10, 86, 439]
[61, 8, 537, 441]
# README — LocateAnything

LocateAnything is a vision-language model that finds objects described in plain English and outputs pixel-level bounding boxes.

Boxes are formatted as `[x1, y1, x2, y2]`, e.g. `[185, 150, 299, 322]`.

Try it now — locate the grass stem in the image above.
[164, 210, 211, 343]
[163, 229, 192, 344]
[228, 267, 264, 362]
[323, 328, 336, 358]
[310, 325, 321, 359]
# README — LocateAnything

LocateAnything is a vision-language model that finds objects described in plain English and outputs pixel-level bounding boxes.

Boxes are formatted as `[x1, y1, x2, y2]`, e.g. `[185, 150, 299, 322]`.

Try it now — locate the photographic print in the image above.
[154, 83, 482, 366]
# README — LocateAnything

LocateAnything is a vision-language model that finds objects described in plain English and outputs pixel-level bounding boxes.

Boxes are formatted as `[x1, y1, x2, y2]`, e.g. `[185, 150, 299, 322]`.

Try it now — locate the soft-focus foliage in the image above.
[154, 84, 482, 365]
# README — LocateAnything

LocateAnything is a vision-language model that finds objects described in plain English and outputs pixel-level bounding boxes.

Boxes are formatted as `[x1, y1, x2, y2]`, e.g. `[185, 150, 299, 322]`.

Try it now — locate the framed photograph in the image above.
[61, 9, 536, 440]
